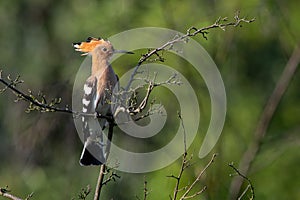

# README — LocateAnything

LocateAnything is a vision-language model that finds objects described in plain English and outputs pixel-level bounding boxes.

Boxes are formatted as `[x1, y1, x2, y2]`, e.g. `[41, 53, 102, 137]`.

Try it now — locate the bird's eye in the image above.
[102, 47, 107, 52]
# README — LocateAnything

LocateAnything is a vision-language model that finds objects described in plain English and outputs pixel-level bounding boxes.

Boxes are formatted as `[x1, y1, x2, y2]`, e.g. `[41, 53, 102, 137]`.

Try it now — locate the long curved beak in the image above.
[114, 49, 134, 54]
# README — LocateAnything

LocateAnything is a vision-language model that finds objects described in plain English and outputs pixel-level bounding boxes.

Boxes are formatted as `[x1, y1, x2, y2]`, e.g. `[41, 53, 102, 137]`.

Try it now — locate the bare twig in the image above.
[0, 70, 65, 113]
[229, 43, 300, 199]
[127, 74, 156, 115]
[0, 71, 115, 122]
[238, 185, 252, 200]
[168, 114, 216, 200]
[93, 121, 115, 200]
[135, 177, 150, 200]
[127, 73, 181, 116]
[143, 176, 149, 200]
[74, 185, 91, 200]
[168, 152, 189, 200]
[178, 111, 187, 153]
[133, 104, 159, 122]
[168, 112, 191, 200]
[125, 11, 255, 91]
[94, 165, 106, 200]
[181, 186, 207, 199]
[229, 163, 254, 200]
[24, 193, 33, 200]
[102, 168, 121, 185]
[0, 186, 32, 200]
[0, 193, 23, 200]
[179, 154, 217, 200]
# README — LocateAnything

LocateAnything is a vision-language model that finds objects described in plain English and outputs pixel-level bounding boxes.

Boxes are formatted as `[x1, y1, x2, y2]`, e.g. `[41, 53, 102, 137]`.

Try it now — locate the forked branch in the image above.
[125, 11, 255, 90]
[229, 43, 300, 199]
[179, 154, 217, 200]
[229, 163, 254, 200]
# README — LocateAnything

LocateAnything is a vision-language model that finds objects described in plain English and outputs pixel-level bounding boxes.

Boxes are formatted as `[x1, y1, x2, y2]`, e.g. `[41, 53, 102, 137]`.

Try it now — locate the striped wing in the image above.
[80, 76, 106, 165]
[80, 68, 119, 166]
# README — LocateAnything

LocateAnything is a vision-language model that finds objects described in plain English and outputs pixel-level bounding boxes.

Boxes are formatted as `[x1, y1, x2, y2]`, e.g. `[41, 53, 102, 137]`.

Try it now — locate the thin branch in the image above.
[0, 70, 114, 121]
[74, 185, 91, 200]
[168, 152, 189, 200]
[168, 115, 217, 200]
[127, 75, 156, 115]
[238, 185, 252, 200]
[102, 169, 121, 185]
[179, 154, 217, 200]
[0, 70, 67, 113]
[229, 43, 300, 199]
[127, 73, 181, 116]
[135, 176, 150, 200]
[181, 186, 207, 199]
[94, 165, 106, 200]
[168, 112, 191, 200]
[229, 163, 254, 200]
[178, 111, 187, 153]
[0, 186, 32, 200]
[93, 121, 115, 200]
[125, 11, 255, 91]
[143, 176, 149, 200]
[0, 193, 22, 200]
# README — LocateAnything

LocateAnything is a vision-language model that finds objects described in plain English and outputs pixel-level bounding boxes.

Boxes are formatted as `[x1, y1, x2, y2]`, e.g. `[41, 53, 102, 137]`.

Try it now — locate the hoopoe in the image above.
[73, 37, 132, 166]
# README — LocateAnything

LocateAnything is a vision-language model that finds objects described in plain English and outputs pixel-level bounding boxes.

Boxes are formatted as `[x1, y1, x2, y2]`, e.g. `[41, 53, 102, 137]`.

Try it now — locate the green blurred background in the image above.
[0, 0, 299, 199]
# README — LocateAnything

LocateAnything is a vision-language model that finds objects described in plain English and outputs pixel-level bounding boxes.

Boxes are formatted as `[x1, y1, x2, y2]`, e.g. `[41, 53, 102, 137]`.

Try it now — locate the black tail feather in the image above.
[80, 142, 105, 166]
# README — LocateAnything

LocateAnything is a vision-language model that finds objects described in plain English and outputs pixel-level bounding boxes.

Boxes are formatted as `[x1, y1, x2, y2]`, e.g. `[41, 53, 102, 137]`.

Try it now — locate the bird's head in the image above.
[73, 37, 133, 59]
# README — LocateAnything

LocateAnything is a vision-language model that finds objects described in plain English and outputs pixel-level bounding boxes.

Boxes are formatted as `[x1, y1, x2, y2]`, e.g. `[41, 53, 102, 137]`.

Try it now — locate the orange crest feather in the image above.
[73, 37, 106, 55]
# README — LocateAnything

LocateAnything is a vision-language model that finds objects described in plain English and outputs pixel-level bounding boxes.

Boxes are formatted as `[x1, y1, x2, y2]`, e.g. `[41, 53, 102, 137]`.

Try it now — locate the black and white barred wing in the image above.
[80, 76, 105, 166]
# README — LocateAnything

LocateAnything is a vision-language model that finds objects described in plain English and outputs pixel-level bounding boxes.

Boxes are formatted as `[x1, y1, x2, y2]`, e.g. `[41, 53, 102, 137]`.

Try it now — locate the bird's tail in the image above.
[80, 136, 105, 166]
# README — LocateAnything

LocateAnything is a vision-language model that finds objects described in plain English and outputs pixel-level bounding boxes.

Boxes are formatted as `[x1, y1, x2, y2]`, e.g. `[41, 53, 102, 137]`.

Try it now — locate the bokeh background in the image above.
[0, 0, 299, 199]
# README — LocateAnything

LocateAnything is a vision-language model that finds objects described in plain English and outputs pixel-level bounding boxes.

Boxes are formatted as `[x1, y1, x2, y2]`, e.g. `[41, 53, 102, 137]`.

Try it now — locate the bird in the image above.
[73, 37, 133, 166]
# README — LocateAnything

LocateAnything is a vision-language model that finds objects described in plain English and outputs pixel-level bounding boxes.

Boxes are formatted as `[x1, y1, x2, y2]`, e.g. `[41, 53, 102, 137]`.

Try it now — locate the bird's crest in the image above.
[73, 37, 109, 56]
